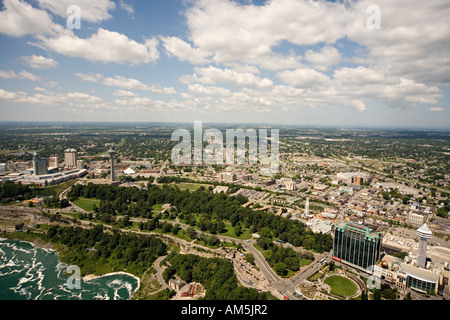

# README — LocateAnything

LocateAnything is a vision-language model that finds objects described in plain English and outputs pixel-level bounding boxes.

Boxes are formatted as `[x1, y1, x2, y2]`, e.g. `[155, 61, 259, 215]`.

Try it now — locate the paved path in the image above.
[154, 255, 169, 290]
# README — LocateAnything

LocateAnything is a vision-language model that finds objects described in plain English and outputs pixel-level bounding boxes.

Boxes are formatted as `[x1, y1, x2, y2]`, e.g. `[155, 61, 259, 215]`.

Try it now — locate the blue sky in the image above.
[0, 0, 449, 128]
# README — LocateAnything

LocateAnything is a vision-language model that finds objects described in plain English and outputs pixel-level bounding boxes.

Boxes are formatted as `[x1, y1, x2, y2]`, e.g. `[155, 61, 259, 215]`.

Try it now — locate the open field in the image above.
[324, 275, 357, 297]
[73, 197, 101, 212]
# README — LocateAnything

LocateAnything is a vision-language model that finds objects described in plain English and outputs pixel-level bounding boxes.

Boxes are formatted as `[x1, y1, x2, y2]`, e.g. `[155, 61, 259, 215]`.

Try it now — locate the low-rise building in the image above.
[407, 212, 427, 226]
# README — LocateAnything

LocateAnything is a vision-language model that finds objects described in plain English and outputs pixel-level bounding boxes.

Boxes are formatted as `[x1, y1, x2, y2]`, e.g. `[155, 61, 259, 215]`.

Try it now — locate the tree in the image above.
[373, 289, 381, 300]
[171, 224, 180, 235]
[234, 225, 242, 237]
[274, 262, 287, 276]
[361, 290, 367, 300]
[245, 253, 255, 266]
[328, 261, 335, 271]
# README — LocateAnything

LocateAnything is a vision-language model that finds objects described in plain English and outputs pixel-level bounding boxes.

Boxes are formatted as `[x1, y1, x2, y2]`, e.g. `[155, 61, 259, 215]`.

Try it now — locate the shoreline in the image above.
[1, 237, 141, 298]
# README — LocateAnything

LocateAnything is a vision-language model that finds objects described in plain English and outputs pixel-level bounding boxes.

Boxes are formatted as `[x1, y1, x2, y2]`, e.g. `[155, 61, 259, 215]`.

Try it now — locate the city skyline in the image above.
[0, 0, 449, 128]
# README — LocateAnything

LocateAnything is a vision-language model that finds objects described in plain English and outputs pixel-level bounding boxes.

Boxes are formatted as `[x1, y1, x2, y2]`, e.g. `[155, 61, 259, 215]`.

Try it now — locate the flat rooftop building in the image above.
[399, 263, 440, 295]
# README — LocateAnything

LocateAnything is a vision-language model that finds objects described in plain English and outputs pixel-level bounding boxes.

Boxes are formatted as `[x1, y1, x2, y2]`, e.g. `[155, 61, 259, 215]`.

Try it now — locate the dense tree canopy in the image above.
[47, 225, 167, 277]
[68, 183, 333, 253]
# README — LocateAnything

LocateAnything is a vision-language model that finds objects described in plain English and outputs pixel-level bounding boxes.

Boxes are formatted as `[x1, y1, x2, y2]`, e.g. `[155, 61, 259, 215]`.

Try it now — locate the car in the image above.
[283, 296, 290, 300]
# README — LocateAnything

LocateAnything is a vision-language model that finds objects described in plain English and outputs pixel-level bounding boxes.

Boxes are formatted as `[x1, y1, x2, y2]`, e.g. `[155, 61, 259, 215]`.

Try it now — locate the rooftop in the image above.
[399, 263, 440, 283]
[417, 223, 432, 239]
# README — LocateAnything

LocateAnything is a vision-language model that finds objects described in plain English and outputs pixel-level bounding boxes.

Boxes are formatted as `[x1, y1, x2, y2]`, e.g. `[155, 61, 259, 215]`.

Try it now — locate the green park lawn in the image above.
[73, 197, 101, 212]
[324, 275, 357, 297]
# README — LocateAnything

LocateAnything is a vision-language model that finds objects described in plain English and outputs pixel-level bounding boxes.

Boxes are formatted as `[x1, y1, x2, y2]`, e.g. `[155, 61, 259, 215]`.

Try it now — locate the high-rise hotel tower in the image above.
[333, 221, 383, 272]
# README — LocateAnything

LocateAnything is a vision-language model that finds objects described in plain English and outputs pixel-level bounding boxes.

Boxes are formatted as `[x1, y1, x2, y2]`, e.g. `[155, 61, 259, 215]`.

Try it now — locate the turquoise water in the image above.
[0, 238, 140, 300]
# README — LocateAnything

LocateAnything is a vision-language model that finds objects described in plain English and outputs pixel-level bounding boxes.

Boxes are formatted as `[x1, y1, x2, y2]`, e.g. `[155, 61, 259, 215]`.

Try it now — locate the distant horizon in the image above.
[0, 120, 449, 131]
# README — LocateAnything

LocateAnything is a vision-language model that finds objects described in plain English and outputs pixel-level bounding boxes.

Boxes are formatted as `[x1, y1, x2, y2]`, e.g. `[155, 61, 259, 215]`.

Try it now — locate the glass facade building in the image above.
[406, 275, 436, 294]
[333, 222, 383, 272]
[400, 263, 439, 295]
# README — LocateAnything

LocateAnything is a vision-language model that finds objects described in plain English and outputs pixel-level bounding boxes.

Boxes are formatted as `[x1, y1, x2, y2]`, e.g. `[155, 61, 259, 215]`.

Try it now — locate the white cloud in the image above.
[188, 84, 231, 97]
[0, 88, 102, 106]
[0, 0, 66, 37]
[37, 0, 116, 23]
[346, 0, 450, 86]
[277, 68, 331, 88]
[184, 0, 348, 68]
[304, 46, 341, 71]
[428, 107, 444, 112]
[190, 65, 273, 88]
[21, 55, 58, 69]
[119, 0, 134, 16]
[0, 69, 42, 81]
[333, 66, 393, 86]
[75, 73, 104, 83]
[102, 75, 176, 94]
[161, 36, 210, 65]
[113, 90, 137, 97]
[38, 28, 160, 66]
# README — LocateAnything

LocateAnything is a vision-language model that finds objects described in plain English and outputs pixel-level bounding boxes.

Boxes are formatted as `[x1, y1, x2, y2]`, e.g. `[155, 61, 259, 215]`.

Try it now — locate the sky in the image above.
[0, 0, 449, 129]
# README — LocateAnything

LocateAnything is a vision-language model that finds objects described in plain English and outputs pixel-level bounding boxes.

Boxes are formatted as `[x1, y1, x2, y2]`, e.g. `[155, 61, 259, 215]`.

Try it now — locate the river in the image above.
[0, 238, 140, 300]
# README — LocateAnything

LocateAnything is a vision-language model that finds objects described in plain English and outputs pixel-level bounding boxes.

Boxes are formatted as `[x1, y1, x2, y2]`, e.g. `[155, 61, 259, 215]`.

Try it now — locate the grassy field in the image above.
[219, 221, 252, 240]
[300, 258, 314, 267]
[73, 197, 101, 212]
[324, 275, 357, 297]
[176, 183, 210, 192]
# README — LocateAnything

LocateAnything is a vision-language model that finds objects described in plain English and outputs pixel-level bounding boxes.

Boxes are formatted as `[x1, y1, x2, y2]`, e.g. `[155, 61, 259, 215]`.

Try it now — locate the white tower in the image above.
[107, 149, 117, 182]
[416, 223, 432, 268]
[304, 197, 310, 218]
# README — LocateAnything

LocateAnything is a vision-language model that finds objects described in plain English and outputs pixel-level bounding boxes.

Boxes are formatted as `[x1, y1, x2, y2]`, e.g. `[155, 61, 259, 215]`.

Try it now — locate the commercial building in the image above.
[399, 263, 440, 295]
[333, 221, 383, 272]
[218, 172, 237, 183]
[76, 160, 85, 169]
[336, 172, 369, 185]
[284, 179, 296, 191]
[48, 155, 58, 168]
[33, 152, 49, 176]
[306, 218, 333, 234]
[407, 212, 426, 226]
[373, 255, 443, 295]
[339, 186, 354, 196]
[64, 149, 78, 169]
[20, 168, 88, 186]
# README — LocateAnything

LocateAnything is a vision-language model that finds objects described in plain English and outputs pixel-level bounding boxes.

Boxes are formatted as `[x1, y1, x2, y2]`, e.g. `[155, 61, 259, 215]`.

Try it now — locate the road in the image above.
[154, 255, 169, 290]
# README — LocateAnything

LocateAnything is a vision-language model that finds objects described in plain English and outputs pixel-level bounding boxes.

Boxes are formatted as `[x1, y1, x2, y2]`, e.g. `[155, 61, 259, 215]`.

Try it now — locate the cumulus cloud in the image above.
[21, 55, 58, 69]
[277, 68, 331, 88]
[187, 65, 273, 88]
[428, 107, 444, 112]
[37, 0, 116, 23]
[102, 75, 176, 94]
[184, 0, 348, 66]
[37, 28, 160, 66]
[75, 73, 104, 83]
[0, 0, 66, 37]
[0, 88, 102, 105]
[304, 46, 341, 71]
[161, 36, 210, 65]
[0, 69, 42, 81]
[0, 1, 160, 66]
